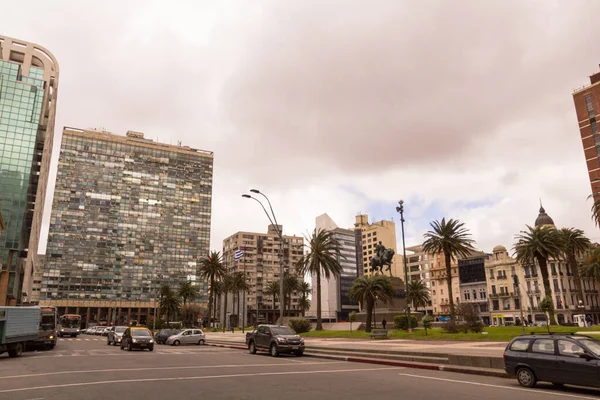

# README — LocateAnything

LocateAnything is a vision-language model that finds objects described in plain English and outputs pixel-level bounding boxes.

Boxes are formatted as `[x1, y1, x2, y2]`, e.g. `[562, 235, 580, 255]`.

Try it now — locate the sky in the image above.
[4, 0, 600, 256]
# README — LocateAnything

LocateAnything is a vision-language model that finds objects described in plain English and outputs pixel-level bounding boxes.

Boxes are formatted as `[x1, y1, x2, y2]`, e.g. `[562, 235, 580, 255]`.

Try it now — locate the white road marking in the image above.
[0, 361, 345, 380]
[397, 373, 600, 400]
[0, 367, 397, 393]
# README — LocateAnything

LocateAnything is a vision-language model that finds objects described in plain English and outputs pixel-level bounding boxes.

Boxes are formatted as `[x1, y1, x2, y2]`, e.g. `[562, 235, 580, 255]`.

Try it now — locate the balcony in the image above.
[499, 292, 514, 297]
[489, 293, 499, 298]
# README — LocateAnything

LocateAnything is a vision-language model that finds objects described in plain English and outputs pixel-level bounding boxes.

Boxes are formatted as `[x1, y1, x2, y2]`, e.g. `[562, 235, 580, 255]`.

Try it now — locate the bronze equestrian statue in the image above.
[370, 241, 395, 276]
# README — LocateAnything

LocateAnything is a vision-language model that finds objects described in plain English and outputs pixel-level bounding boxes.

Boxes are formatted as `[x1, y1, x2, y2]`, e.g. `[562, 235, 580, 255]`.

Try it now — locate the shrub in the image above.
[394, 315, 418, 330]
[442, 320, 461, 333]
[421, 314, 433, 335]
[289, 318, 312, 334]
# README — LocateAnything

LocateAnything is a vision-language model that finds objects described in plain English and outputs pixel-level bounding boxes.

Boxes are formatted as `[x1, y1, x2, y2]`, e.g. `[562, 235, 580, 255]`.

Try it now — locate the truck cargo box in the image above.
[0, 306, 40, 344]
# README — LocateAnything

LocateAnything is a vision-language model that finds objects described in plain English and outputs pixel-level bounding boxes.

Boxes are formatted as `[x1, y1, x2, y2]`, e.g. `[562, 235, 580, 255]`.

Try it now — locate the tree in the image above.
[558, 228, 591, 305]
[178, 281, 199, 327]
[296, 228, 344, 330]
[212, 281, 223, 328]
[297, 281, 311, 317]
[198, 251, 226, 328]
[590, 194, 600, 227]
[580, 246, 600, 282]
[158, 285, 181, 322]
[349, 311, 357, 333]
[264, 280, 280, 323]
[421, 314, 433, 336]
[348, 275, 395, 333]
[232, 272, 248, 327]
[422, 218, 476, 322]
[406, 279, 430, 311]
[220, 273, 234, 332]
[513, 225, 563, 325]
[283, 273, 300, 318]
[539, 296, 554, 333]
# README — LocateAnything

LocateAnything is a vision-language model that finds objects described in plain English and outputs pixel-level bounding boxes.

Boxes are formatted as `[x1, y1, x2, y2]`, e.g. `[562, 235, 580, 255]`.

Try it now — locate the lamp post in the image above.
[396, 200, 412, 333]
[243, 190, 285, 326]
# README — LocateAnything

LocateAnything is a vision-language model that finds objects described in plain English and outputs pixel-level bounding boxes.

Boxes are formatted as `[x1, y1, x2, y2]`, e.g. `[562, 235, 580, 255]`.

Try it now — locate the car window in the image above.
[182, 330, 190, 336]
[258, 326, 266, 334]
[531, 339, 555, 354]
[132, 329, 151, 337]
[578, 339, 600, 357]
[558, 340, 585, 357]
[193, 330, 202, 335]
[509, 339, 530, 352]
[115, 327, 126, 333]
[271, 327, 294, 335]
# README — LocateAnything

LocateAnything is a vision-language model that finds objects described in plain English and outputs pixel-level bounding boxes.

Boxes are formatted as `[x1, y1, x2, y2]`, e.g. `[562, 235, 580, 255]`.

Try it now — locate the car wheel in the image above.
[249, 341, 257, 354]
[8, 343, 23, 358]
[270, 343, 279, 357]
[516, 367, 536, 388]
[197, 339, 205, 346]
[148, 346, 154, 352]
[173, 340, 180, 346]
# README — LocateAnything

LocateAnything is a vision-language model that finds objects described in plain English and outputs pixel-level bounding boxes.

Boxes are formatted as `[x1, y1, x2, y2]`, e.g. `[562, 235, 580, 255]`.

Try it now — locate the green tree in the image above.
[513, 225, 563, 325]
[297, 281, 311, 317]
[348, 275, 395, 333]
[580, 246, 600, 282]
[178, 281, 199, 327]
[220, 273, 234, 332]
[211, 281, 223, 327]
[283, 273, 300, 318]
[539, 296, 554, 333]
[198, 251, 226, 328]
[422, 218, 476, 322]
[264, 280, 280, 323]
[296, 228, 344, 331]
[590, 194, 600, 227]
[349, 311, 357, 333]
[558, 228, 591, 304]
[158, 285, 181, 322]
[406, 279, 430, 312]
[232, 271, 249, 327]
[421, 314, 433, 336]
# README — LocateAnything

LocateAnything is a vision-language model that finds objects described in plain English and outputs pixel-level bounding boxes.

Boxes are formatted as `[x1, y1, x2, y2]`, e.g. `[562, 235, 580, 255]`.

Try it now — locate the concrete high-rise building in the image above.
[41, 127, 213, 327]
[0, 36, 59, 306]
[308, 214, 359, 321]
[354, 214, 400, 277]
[222, 225, 304, 326]
[573, 66, 600, 199]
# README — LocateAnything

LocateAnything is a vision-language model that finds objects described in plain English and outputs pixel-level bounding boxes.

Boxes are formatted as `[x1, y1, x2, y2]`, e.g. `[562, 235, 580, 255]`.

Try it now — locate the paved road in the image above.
[1, 336, 599, 400]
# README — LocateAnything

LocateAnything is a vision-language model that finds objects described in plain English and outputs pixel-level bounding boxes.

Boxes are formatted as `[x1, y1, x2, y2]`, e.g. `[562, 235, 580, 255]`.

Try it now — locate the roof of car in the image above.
[511, 333, 594, 340]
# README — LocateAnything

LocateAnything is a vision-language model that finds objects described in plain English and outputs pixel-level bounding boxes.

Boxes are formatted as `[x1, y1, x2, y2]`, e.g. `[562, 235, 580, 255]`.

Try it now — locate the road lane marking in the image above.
[0, 361, 347, 380]
[0, 367, 397, 393]
[397, 373, 600, 400]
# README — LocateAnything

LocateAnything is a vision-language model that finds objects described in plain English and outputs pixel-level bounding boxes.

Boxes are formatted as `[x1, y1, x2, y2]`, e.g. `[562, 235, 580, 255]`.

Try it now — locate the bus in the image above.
[58, 314, 82, 337]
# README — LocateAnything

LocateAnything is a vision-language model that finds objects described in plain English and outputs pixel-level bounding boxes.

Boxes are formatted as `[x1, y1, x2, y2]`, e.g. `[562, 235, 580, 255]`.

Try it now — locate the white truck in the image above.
[0, 306, 44, 358]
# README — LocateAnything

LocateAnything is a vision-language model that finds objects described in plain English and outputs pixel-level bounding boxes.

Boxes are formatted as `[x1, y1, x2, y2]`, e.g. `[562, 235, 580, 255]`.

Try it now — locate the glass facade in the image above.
[41, 129, 213, 308]
[0, 60, 45, 298]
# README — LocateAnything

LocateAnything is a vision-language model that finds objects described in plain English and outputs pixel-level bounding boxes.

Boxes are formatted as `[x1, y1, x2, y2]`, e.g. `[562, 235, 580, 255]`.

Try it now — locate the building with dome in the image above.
[485, 205, 600, 326]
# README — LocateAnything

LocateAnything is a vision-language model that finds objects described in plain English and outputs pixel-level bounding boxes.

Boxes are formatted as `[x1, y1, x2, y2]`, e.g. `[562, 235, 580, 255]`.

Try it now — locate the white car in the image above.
[166, 329, 206, 346]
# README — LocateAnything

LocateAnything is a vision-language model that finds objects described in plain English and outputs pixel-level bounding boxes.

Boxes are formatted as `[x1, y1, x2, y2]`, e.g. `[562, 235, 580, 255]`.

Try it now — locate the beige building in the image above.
[429, 252, 460, 317]
[354, 214, 401, 277]
[404, 245, 433, 314]
[222, 225, 304, 326]
[486, 206, 600, 326]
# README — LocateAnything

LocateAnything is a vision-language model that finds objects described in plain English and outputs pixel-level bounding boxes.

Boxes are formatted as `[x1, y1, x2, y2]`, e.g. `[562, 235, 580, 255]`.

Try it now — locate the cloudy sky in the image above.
[5, 0, 600, 255]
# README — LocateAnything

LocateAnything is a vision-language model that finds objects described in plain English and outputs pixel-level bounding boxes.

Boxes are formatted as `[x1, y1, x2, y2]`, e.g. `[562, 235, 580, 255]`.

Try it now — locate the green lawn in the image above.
[301, 325, 600, 341]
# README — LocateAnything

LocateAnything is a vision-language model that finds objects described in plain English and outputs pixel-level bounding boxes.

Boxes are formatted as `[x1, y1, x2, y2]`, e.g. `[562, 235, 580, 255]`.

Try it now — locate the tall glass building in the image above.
[0, 36, 59, 305]
[41, 128, 213, 327]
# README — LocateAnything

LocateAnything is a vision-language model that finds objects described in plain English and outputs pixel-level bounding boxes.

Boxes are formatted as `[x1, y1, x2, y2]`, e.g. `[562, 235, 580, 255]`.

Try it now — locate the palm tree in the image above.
[212, 281, 223, 328]
[348, 275, 395, 333]
[232, 272, 248, 327]
[422, 218, 476, 322]
[178, 281, 199, 327]
[558, 228, 591, 304]
[295, 228, 344, 331]
[580, 246, 600, 282]
[298, 282, 311, 317]
[406, 279, 430, 312]
[220, 273, 234, 332]
[198, 251, 226, 328]
[265, 280, 280, 323]
[589, 194, 600, 227]
[513, 225, 563, 325]
[283, 273, 300, 318]
[158, 286, 181, 322]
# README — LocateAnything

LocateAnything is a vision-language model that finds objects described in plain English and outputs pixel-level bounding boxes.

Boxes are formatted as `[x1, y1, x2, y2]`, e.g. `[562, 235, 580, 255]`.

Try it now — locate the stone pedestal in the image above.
[356, 276, 414, 327]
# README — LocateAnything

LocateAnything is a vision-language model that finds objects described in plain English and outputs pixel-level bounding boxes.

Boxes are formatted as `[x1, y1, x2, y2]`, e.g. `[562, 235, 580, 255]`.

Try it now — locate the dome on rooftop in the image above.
[535, 205, 555, 227]
[493, 245, 507, 253]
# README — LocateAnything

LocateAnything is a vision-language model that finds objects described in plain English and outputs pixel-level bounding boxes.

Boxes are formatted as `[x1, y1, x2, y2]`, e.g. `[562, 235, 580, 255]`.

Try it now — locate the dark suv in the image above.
[247, 325, 304, 357]
[504, 333, 600, 388]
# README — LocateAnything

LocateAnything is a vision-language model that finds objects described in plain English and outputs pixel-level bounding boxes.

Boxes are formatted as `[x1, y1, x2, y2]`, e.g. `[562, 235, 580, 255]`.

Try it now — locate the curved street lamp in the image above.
[242, 191, 285, 325]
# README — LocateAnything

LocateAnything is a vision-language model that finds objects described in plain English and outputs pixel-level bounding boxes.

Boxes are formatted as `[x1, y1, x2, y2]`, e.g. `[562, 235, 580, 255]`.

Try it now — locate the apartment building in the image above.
[354, 214, 401, 277]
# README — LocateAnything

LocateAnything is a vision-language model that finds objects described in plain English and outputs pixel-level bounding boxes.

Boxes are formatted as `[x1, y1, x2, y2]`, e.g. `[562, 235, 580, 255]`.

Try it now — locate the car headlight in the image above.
[300, 338, 304, 344]
[60, 329, 64, 332]
[132, 339, 137, 343]
[277, 337, 287, 343]
[49, 335, 54, 339]
[149, 339, 154, 343]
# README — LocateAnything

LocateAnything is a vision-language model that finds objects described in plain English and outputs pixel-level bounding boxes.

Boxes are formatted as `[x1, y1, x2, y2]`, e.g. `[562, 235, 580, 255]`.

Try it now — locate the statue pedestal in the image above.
[356, 276, 413, 327]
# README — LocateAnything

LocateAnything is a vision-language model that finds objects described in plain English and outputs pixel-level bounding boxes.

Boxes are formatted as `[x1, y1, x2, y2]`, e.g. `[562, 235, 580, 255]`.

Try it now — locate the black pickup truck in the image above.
[246, 324, 305, 357]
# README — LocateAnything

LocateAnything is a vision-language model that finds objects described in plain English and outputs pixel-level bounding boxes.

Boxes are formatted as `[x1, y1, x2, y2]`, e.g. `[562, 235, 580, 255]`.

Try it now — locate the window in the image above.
[557, 340, 585, 357]
[532, 339, 555, 354]
[586, 95, 595, 116]
[464, 290, 470, 301]
[509, 339, 530, 352]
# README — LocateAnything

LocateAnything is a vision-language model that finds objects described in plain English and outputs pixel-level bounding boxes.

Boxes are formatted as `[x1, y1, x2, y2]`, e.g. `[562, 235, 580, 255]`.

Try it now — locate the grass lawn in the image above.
[301, 325, 600, 341]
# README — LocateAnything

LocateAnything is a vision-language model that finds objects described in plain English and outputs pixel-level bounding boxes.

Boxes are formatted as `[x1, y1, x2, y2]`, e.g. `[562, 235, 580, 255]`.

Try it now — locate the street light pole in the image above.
[396, 200, 412, 333]
[243, 190, 285, 326]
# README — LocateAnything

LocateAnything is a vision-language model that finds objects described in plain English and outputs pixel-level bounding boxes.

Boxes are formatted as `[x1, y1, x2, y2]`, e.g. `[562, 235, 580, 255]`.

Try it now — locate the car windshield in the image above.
[132, 329, 151, 337]
[115, 327, 126, 333]
[578, 338, 600, 357]
[270, 327, 295, 335]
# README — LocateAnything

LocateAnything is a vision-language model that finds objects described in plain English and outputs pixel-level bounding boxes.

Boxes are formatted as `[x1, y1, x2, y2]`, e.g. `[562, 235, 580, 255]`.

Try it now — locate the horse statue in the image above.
[370, 246, 395, 276]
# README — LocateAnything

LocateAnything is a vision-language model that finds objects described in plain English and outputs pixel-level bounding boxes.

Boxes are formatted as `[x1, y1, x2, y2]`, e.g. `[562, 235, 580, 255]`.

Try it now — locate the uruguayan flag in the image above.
[234, 250, 244, 262]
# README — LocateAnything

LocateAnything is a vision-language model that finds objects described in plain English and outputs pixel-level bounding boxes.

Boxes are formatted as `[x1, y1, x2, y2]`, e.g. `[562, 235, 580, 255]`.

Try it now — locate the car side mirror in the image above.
[579, 353, 594, 361]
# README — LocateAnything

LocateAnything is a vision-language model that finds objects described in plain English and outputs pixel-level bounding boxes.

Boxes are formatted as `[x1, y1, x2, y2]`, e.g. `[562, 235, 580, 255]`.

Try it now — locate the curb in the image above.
[207, 342, 508, 378]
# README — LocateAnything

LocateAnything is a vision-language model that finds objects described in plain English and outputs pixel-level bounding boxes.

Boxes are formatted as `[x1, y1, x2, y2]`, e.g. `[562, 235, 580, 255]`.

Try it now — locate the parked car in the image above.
[247, 325, 304, 357]
[120, 327, 154, 351]
[101, 327, 111, 337]
[504, 333, 600, 389]
[166, 329, 205, 346]
[107, 326, 127, 346]
[155, 329, 181, 344]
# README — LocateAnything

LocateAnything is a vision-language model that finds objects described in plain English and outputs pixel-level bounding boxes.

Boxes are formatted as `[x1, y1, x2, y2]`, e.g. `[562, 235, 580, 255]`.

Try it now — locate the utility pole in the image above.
[513, 274, 525, 335]
[396, 200, 412, 333]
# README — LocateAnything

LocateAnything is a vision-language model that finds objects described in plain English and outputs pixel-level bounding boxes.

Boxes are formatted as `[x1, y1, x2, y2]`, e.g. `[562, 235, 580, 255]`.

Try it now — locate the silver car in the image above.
[166, 329, 206, 346]
[107, 326, 128, 346]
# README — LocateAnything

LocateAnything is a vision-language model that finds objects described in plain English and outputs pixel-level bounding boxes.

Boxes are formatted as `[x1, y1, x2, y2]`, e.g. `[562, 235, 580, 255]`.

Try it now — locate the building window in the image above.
[464, 290, 470, 301]
[586, 95, 595, 117]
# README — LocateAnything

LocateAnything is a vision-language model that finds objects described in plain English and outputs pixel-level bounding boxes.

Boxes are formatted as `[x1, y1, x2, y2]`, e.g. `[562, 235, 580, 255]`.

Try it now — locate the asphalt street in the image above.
[1, 336, 599, 400]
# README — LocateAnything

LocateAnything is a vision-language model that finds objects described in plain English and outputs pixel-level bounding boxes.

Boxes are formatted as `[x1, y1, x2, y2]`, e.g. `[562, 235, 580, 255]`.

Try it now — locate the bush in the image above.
[421, 314, 433, 335]
[442, 320, 461, 333]
[289, 318, 312, 334]
[394, 315, 418, 330]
